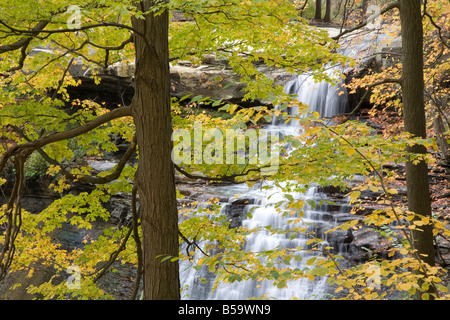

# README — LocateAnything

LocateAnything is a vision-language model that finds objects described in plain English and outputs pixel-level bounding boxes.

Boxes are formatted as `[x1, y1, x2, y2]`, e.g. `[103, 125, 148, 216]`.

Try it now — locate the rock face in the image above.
[67, 54, 291, 107]
[64, 27, 401, 111]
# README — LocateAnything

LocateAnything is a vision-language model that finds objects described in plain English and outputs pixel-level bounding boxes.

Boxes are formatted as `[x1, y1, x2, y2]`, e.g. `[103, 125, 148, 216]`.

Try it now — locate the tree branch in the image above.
[422, 0, 449, 50]
[30, 134, 137, 186]
[0, 106, 132, 177]
[130, 184, 143, 300]
[93, 226, 133, 283]
[332, 2, 400, 41]
[0, 20, 49, 53]
[174, 163, 263, 184]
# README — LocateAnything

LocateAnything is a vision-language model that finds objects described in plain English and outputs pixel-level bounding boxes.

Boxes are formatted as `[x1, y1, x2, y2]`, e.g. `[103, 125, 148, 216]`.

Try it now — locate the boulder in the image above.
[169, 63, 245, 102]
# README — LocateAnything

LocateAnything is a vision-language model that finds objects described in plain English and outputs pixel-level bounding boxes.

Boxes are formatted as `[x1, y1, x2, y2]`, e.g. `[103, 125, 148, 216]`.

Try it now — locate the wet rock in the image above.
[222, 198, 255, 228]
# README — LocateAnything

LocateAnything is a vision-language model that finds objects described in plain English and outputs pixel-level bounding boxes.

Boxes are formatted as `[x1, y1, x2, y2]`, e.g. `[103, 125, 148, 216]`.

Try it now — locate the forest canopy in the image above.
[0, 0, 448, 300]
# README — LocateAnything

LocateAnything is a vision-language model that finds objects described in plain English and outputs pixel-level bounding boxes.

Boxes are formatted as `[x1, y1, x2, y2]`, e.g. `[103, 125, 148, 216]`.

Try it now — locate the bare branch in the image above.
[332, 2, 400, 41]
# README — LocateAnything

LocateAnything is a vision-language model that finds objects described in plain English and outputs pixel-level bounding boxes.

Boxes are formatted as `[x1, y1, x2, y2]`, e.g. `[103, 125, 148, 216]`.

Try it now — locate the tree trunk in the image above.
[315, 0, 322, 20]
[131, 0, 180, 300]
[399, 0, 435, 296]
[360, 0, 369, 24]
[434, 112, 450, 163]
[323, 0, 331, 22]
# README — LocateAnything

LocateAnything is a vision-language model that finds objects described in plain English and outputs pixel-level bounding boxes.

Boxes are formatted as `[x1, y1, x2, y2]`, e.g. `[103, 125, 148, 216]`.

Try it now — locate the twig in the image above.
[423, 0, 449, 50]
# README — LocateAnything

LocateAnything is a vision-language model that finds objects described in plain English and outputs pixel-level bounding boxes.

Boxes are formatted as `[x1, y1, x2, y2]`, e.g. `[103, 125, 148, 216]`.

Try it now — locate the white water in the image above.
[180, 181, 352, 300]
[208, 185, 337, 300]
[272, 66, 348, 131]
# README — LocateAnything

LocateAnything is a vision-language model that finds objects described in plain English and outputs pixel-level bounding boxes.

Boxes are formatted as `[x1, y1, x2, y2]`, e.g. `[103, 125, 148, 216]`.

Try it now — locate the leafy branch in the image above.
[336, 78, 402, 123]
[174, 163, 263, 184]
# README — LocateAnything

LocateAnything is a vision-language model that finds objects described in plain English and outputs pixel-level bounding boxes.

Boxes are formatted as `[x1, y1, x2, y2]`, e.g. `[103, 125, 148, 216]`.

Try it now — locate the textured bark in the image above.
[399, 0, 435, 268]
[131, 0, 180, 300]
[315, 0, 322, 20]
[323, 0, 331, 22]
[434, 113, 450, 163]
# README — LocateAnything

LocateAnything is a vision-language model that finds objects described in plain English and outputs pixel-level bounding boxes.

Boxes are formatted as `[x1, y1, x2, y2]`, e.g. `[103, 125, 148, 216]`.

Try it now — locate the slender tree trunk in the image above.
[433, 112, 450, 163]
[131, 0, 180, 300]
[399, 0, 435, 296]
[315, 0, 322, 20]
[360, 0, 369, 24]
[324, 0, 331, 22]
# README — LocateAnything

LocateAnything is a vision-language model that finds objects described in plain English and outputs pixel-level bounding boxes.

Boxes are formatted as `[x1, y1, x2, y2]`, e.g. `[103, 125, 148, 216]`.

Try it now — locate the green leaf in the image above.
[270, 270, 280, 280]
[306, 199, 316, 208]
[306, 257, 317, 266]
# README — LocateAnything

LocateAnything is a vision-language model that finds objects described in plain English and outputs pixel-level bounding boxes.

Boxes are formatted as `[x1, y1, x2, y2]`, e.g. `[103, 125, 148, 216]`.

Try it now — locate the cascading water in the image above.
[179, 61, 353, 300]
[208, 185, 348, 300]
[272, 65, 348, 128]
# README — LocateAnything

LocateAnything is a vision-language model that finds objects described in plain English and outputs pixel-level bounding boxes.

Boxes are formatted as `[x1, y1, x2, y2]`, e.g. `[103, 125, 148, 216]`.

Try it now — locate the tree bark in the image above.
[315, 0, 322, 20]
[359, 0, 369, 24]
[399, 0, 435, 292]
[434, 112, 450, 163]
[323, 0, 331, 22]
[131, 0, 180, 300]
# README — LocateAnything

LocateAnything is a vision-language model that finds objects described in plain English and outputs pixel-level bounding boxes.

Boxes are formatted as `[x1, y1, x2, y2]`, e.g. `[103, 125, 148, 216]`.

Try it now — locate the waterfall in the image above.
[272, 65, 348, 128]
[179, 63, 352, 300]
[180, 182, 353, 300]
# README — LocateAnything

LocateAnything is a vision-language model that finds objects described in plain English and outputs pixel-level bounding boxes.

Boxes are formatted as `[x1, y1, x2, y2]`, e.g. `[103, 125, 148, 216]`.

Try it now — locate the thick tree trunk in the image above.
[131, 0, 180, 300]
[399, 0, 435, 288]
[315, 0, 322, 20]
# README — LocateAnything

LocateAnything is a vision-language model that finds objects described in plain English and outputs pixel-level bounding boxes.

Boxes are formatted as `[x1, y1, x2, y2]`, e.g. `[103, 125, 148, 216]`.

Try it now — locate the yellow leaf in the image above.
[349, 191, 361, 202]
[398, 282, 411, 291]
[387, 188, 398, 194]
[431, 139, 438, 151]
[346, 147, 356, 156]
[27, 268, 34, 278]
